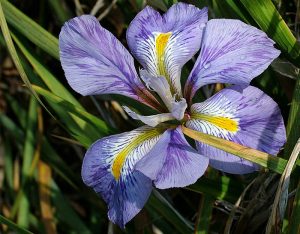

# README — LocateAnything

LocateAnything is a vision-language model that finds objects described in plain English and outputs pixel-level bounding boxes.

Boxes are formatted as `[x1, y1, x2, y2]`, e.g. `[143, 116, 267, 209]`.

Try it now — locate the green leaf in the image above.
[285, 76, 300, 158]
[33, 85, 111, 147]
[194, 170, 218, 234]
[240, 0, 300, 67]
[187, 175, 242, 203]
[51, 181, 92, 234]
[47, 0, 73, 24]
[17, 97, 38, 228]
[147, 190, 193, 234]
[212, 0, 253, 23]
[12, 32, 81, 107]
[266, 139, 300, 233]
[0, 215, 33, 234]
[288, 178, 300, 234]
[0, 0, 49, 111]
[1, 0, 59, 59]
[3, 137, 14, 195]
[1, 98, 79, 190]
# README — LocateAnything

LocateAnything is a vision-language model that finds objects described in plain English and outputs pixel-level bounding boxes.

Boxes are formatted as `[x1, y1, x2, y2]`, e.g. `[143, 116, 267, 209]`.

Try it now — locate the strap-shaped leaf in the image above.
[240, 0, 300, 67]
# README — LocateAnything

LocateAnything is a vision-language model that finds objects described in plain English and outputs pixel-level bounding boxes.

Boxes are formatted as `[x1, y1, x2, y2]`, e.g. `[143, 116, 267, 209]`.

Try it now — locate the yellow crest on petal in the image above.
[191, 113, 239, 133]
[111, 128, 163, 180]
[156, 32, 172, 83]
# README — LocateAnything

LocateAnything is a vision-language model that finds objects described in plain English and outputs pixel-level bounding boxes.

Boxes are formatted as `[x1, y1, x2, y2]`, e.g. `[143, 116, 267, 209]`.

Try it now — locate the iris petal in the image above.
[184, 19, 280, 102]
[135, 126, 209, 188]
[127, 3, 208, 96]
[123, 106, 174, 127]
[186, 86, 286, 174]
[81, 126, 165, 227]
[59, 15, 162, 111]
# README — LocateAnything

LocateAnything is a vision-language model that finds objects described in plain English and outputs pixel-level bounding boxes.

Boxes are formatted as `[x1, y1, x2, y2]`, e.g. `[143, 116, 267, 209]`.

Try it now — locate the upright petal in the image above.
[59, 15, 162, 111]
[81, 126, 165, 227]
[127, 3, 208, 96]
[184, 19, 280, 102]
[186, 86, 286, 174]
[135, 126, 209, 189]
[139, 70, 188, 120]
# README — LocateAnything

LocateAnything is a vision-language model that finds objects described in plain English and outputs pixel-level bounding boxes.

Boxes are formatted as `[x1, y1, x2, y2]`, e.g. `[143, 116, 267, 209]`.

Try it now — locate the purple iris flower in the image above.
[59, 3, 286, 228]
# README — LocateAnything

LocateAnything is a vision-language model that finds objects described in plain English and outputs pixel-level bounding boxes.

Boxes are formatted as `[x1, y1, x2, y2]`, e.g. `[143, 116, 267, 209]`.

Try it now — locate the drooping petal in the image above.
[81, 126, 165, 227]
[59, 15, 162, 111]
[186, 86, 286, 174]
[135, 126, 209, 188]
[127, 3, 208, 96]
[184, 19, 280, 102]
[123, 106, 174, 127]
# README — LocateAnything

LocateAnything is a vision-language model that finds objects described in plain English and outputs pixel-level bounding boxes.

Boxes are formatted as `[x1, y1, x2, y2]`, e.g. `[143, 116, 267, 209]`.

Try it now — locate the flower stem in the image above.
[181, 126, 289, 174]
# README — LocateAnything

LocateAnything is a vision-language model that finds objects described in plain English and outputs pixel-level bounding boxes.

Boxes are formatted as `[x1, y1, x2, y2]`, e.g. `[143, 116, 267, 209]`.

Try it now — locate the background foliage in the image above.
[0, 0, 299, 233]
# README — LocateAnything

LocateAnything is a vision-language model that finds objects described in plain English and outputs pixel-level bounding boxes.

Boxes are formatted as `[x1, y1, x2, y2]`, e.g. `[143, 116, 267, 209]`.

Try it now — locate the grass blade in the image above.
[1, 0, 59, 59]
[240, 0, 300, 66]
[17, 97, 37, 228]
[0, 0, 48, 111]
[12, 33, 81, 107]
[147, 190, 193, 234]
[266, 139, 300, 233]
[285, 77, 300, 158]
[0, 215, 33, 234]
[288, 178, 300, 234]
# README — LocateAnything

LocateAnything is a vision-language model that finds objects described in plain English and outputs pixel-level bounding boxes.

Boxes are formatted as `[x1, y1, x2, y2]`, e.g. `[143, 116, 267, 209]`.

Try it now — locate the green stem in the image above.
[181, 126, 288, 174]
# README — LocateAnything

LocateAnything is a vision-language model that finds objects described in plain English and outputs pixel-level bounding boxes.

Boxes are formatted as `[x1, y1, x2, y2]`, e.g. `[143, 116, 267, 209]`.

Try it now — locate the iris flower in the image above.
[59, 3, 286, 228]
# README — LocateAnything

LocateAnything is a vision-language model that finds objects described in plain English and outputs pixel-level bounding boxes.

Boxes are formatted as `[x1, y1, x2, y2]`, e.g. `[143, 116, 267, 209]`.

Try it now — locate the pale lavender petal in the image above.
[186, 86, 286, 174]
[123, 106, 174, 127]
[139, 70, 188, 120]
[81, 126, 164, 227]
[184, 19, 280, 102]
[139, 69, 173, 110]
[135, 126, 209, 188]
[127, 3, 208, 96]
[171, 98, 187, 120]
[59, 15, 162, 110]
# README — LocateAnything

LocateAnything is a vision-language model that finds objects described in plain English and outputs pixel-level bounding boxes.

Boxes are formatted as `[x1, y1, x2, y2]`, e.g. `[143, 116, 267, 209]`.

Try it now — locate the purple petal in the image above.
[127, 3, 208, 96]
[81, 126, 164, 227]
[135, 126, 209, 188]
[184, 19, 280, 102]
[186, 86, 286, 174]
[59, 15, 162, 110]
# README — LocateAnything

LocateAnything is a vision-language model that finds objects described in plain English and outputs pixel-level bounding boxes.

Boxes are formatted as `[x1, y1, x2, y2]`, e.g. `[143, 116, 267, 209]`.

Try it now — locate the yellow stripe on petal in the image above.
[156, 32, 172, 84]
[191, 113, 239, 132]
[111, 128, 163, 180]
